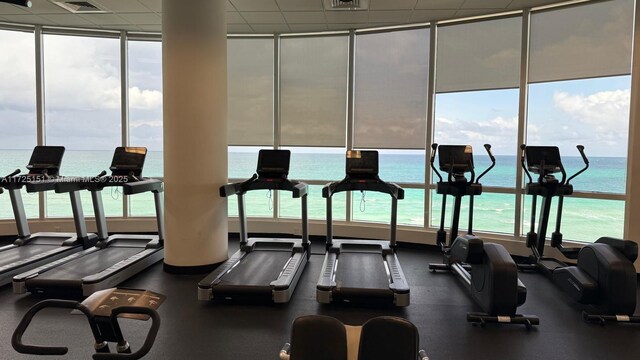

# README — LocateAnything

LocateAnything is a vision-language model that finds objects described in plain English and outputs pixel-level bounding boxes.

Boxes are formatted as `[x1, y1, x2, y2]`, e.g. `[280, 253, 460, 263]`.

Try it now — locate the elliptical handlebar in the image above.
[431, 143, 495, 185]
[429, 143, 443, 183]
[520, 144, 533, 184]
[476, 144, 496, 184]
[566, 145, 589, 185]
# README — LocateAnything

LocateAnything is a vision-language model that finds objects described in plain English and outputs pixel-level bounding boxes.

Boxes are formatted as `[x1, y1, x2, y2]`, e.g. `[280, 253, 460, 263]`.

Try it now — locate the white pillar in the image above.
[162, 0, 228, 272]
[624, 1, 640, 272]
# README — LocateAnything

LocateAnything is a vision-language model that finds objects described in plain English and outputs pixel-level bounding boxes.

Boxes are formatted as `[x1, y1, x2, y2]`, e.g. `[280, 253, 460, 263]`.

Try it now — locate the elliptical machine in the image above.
[429, 144, 538, 328]
[519, 144, 639, 324]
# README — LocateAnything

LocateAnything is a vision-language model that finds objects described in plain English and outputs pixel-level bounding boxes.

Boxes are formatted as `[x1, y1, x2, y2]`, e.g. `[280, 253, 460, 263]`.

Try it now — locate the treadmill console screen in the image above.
[26, 146, 65, 176]
[438, 145, 473, 174]
[346, 150, 378, 179]
[257, 149, 290, 179]
[110, 147, 147, 176]
[525, 146, 562, 174]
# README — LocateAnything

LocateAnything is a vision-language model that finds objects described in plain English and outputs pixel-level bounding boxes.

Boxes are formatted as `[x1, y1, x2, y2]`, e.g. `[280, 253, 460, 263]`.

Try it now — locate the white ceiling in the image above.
[0, 0, 572, 33]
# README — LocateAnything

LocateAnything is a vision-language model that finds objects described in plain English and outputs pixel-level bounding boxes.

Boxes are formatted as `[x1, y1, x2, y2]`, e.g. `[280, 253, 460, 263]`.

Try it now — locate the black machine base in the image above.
[467, 312, 540, 329]
[163, 262, 218, 275]
[429, 235, 533, 327]
[582, 311, 640, 325]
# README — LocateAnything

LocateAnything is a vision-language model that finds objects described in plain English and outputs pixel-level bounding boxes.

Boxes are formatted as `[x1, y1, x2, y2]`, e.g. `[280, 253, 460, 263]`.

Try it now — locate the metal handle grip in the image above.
[430, 143, 443, 182]
[92, 306, 161, 360]
[12, 299, 88, 356]
[4, 168, 21, 179]
[520, 144, 532, 184]
[279, 343, 291, 360]
[419, 349, 429, 360]
[576, 145, 588, 164]
[476, 144, 496, 184]
[567, 145, 589, 185]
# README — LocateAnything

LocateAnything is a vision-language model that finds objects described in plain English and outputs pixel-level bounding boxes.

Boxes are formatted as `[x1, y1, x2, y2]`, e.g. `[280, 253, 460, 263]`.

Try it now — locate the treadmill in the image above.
[198, 149, 309, 303]
[0, 146, 97, 287]
[13, 147, 164, 298]
[317, 150, 410, 306]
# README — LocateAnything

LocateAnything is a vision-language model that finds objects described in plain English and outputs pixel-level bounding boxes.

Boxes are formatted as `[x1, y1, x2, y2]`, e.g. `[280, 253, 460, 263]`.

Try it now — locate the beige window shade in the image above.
[353, 28, 430, 150]
[280, 36, 348, 147]
[529, 0, 633, 83]
[228, 38, 274, 146]
[436, 17, 522, 93]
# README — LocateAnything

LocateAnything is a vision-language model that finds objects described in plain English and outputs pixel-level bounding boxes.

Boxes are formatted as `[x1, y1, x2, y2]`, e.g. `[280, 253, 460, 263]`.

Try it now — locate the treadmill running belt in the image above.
[0, 244, 60, 268]
[33, 247, 143, 280]
[335, 252, 389, 290]
[218, 250, 292, 286]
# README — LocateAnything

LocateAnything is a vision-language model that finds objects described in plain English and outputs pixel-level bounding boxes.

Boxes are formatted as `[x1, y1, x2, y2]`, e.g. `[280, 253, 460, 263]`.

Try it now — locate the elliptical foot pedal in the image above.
[467, 312, 539, 329]
[582, 311, 640, 325]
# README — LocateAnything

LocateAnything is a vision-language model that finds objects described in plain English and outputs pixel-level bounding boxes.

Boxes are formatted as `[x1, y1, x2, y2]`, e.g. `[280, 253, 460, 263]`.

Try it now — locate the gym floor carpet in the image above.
[0, 237, 638, 359]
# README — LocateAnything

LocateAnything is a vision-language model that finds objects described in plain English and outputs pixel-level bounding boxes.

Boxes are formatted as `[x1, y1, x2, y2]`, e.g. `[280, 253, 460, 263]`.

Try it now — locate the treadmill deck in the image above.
[199, 237, 309, 302]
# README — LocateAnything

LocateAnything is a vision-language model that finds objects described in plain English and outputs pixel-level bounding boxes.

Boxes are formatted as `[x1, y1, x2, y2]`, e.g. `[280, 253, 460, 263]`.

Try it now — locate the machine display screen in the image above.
[438, 145, 473, 173]
[257, 149, 290, 178]
[346, 150, 378, 179]
[26, 146, 66, 176]
[110, 147, 147, 176]
[525, 146, 562, 174]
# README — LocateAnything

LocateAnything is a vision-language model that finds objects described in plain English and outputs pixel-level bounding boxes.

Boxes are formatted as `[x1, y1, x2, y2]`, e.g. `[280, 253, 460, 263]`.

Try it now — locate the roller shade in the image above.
[228, 38, 274, 146]
[529, 0, 633, 83]
[436, 17, 521, 93]
[280, 35, 348, 147]
[353, 28, 430, 149]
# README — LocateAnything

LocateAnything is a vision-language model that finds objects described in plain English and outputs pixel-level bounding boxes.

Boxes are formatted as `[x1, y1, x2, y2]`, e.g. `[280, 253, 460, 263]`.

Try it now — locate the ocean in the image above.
[0, 150, 626, 243]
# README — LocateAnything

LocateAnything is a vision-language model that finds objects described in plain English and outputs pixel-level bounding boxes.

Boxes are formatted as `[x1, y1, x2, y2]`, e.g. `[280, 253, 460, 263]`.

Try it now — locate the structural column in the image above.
[624, 1, 640, 272]
[162, 0, 228, 272]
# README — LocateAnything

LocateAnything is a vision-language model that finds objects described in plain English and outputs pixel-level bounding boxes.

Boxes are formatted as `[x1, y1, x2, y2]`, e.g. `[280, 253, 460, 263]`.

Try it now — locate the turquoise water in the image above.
[0, 150, 626, 242]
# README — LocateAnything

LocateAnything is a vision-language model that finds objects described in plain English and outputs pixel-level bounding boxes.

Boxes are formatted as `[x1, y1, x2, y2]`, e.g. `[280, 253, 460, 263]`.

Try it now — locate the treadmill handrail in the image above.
[25, 178, 60, 193]
[54, 175, 160, 194]
[219, 174, 308, 198]
[324, 177, 402, 248]
[322, 177, 404, 199]
[122, 178, 163, 195]
[0, 173, 60, 192]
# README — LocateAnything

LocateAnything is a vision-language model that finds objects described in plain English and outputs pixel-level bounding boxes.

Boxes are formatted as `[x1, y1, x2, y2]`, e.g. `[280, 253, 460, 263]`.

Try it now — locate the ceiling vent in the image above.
[51, 0, 108, 13]
[324, 0, 369, 11]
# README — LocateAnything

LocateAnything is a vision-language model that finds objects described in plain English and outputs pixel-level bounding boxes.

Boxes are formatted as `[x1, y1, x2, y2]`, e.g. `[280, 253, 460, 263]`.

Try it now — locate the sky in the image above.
[0, 0, 634, 160]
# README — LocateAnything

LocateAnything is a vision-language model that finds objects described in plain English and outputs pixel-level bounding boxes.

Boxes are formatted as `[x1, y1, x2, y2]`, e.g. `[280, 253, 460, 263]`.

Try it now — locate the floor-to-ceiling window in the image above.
[128, 38, 163, 217]
[43, 32, 122, 218]
[525, 0, 633, 241]
[227, 37, 275, 218]
[352, 28, 430, 226]
[0, 0, 636, 248]
[432, 16, 522, 235]
[279, 34, 349, 221]
[0, 28, 38, 220]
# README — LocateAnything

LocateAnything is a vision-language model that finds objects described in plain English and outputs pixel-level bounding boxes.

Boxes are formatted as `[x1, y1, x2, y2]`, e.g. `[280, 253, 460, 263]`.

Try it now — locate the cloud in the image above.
[434, 116, 519, 155]
[129, 86, 163, 110]
[43, 35, 122, 111]
[553, 89, 630, 145]
[0, 31, 36, 110]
